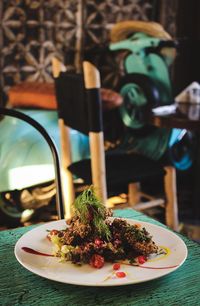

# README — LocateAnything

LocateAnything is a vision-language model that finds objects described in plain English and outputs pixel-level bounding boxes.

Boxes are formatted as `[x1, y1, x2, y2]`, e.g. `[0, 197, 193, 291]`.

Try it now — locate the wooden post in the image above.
[164, 166, 179, 231]
[52, 57, 75, 218]
[89, 132, 107, 205]
[128, 182, 141, 206]
[83, 61, 108, 205]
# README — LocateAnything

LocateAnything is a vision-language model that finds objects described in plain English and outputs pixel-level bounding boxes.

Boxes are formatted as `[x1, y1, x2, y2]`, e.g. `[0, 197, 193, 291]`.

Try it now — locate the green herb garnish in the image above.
[73, 186, 111, 240]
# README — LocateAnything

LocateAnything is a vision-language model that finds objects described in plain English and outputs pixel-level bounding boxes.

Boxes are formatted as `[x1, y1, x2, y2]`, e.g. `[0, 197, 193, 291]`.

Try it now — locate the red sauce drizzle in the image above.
[22, 247, 53, 257]
[21, 248, 178, 270]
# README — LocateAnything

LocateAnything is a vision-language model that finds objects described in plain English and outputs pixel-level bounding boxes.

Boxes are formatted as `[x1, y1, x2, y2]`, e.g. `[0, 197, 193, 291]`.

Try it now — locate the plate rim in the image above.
[14, 218, 188, 287]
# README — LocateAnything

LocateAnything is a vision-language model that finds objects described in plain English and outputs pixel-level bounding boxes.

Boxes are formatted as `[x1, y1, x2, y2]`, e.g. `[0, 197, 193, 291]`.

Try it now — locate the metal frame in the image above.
[0, 107, 64, 219]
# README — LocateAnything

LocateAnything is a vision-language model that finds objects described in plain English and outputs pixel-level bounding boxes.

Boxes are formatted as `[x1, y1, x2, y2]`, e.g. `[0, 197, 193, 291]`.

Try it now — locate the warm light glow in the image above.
[61, 168, 74, 219]
[8, 165, 55, 190]
[21, 209, 35, 223]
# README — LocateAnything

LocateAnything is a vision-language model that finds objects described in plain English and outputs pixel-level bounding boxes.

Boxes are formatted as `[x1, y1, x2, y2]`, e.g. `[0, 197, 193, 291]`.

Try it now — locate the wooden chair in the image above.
[52, 59, 179, 231]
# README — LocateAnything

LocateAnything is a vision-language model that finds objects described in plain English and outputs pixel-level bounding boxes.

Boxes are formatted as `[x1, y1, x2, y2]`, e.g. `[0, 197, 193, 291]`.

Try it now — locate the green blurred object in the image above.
[110, 32, 193, 166]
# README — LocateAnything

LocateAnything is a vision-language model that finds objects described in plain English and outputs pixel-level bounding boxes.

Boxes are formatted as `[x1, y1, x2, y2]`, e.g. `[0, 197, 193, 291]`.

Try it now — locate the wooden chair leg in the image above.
[52, 57, 75, 218]
[83, 62, 108, 206]
[59, 119, 75, 219]
[164, 166, 179, 231]
[89, 132, 108, 206]
[128, 182, 141, 206]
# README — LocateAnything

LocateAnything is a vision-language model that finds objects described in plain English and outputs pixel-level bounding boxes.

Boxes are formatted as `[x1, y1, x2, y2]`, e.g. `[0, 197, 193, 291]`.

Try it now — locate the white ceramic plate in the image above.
[15, 218, 187, 286]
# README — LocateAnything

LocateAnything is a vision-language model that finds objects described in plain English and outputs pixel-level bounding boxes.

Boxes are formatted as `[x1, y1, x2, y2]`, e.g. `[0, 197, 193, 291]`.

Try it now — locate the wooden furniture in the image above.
[8, 82, 57, 109]
[1, 209, 200, 305]
[53, 59, 179, 231]
[151, 102, 200, 221]
[150, 103, 200, 130]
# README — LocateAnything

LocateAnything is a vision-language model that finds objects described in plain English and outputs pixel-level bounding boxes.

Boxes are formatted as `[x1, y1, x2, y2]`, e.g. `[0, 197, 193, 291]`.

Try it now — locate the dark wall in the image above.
[173, 0, 200, 95]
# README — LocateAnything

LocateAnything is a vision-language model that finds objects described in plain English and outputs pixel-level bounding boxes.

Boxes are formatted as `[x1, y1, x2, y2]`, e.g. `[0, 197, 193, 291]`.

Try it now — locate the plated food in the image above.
[15, 186, 188, 286]
[47, 187, 162, 269]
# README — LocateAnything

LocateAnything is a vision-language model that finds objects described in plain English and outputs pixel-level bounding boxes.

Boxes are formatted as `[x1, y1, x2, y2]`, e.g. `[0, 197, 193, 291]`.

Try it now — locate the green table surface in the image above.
[1, 209, 200, 306]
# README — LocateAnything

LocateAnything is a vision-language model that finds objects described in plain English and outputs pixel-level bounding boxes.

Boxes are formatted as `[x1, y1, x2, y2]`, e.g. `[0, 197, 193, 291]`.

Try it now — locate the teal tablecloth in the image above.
[0, 209, 200, 306]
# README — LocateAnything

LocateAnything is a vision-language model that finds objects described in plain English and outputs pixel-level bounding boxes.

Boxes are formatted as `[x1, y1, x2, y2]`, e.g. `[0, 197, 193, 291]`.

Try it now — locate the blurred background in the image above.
[0, 0, 199, 241]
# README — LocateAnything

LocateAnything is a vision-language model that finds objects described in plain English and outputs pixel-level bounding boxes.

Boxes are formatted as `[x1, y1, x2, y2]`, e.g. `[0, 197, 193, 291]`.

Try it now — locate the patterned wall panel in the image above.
[0, 0, 177, 105]
[157, 0, 178, 38]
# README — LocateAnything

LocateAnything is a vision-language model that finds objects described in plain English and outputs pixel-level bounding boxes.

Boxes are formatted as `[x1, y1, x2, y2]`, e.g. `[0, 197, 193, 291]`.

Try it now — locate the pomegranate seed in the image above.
[116, 271, 126, 278]
[94, 238, 103, 246]
[138, 255, 147, 264]
[113, 263, 121, 270]
[89, 254, 104, 269]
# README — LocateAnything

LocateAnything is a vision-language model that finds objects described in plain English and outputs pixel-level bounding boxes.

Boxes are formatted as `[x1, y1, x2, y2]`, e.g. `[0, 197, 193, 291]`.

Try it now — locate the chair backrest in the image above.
[53, 59, 107, 207]
[55, 72, 88, 134]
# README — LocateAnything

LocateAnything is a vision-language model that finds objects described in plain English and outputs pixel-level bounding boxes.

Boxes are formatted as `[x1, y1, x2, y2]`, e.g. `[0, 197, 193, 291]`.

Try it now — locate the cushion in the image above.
[8, 82, 57, 109]
[68, 153, 165, 191]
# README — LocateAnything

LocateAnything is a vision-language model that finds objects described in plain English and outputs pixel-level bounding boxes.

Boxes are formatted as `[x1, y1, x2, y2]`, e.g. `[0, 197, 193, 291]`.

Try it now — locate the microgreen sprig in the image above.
[73, 186, 111, 240]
